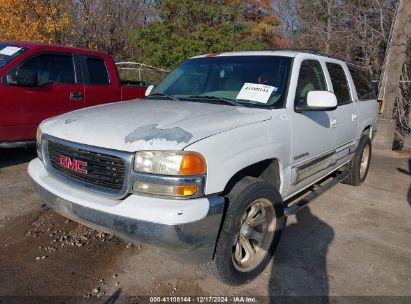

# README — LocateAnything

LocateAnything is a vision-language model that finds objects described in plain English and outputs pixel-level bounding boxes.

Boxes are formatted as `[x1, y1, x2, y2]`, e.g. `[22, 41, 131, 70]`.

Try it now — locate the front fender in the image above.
[184, 112, 291, 196]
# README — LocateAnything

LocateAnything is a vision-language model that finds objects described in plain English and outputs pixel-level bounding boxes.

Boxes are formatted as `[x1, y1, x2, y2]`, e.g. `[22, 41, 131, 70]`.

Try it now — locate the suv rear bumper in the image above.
[28, 158, 225, 264]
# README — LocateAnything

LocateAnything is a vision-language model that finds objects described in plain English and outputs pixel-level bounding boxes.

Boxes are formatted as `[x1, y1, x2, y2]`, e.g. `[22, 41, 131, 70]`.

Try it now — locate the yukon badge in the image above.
[59, 155, 88, 174]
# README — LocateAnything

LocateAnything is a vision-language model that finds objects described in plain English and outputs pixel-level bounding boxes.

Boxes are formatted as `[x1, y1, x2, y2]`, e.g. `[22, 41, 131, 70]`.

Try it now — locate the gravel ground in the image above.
[0, 147, 410, 303]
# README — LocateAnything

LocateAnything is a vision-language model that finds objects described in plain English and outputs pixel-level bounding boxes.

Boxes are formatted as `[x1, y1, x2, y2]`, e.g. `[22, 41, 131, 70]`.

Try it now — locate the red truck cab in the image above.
[0, 42, 146, 146]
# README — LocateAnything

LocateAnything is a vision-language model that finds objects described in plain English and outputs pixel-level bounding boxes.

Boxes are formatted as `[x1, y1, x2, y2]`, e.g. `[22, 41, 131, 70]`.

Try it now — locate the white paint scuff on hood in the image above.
[41, 99, 272, 152]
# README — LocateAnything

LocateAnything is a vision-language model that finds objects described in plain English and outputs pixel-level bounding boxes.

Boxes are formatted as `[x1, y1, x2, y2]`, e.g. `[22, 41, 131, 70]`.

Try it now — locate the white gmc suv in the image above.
[29, 50, 378, 285]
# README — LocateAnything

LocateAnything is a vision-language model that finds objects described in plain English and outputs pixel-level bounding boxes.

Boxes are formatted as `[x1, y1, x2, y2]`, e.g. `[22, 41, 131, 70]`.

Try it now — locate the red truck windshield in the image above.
[0, 44, 28, 68]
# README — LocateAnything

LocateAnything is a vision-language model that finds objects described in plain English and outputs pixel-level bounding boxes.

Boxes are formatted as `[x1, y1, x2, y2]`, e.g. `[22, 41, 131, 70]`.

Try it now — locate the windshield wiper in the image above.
[145, 93, 180, 101]
[183, 95, 240, 106]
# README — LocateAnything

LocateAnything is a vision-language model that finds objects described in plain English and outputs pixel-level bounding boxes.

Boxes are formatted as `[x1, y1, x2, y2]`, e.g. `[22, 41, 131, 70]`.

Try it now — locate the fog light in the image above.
[133, 181, 197, 197]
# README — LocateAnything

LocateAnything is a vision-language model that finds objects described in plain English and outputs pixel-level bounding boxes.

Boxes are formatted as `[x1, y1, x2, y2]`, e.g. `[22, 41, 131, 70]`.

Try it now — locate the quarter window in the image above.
[19, 53, 75, 85]
[295, 60, 327, 107]
[86, 57, 109, 85]
[348, 65, 377, 100]
[326, 63, 352, 105]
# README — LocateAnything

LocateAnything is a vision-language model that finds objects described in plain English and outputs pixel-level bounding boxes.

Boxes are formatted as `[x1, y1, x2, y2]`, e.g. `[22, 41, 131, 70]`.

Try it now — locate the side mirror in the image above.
[7, 69, 38, 87]
[145, 84, 155, 96]
[296, 91, 337, 112]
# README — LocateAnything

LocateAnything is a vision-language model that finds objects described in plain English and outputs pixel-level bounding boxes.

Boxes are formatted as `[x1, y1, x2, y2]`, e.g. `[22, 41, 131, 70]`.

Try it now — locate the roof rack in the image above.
[270, 47, 365, 67]
[270, 47, 318, 53]
[247, 47, 366, 68]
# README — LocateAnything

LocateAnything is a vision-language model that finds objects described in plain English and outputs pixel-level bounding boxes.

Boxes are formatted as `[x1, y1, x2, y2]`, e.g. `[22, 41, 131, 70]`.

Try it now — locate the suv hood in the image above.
[41, 99, 272, 152]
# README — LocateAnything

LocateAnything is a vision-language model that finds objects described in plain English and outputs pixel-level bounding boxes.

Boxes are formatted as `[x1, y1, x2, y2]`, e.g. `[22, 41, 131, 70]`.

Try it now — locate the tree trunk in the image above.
[325, 0, 332, 54]
[379, 0, 411, 119]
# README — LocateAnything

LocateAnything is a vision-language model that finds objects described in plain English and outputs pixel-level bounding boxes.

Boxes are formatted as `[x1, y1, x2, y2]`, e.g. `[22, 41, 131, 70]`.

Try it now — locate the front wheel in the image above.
[202, 176, 285, 285]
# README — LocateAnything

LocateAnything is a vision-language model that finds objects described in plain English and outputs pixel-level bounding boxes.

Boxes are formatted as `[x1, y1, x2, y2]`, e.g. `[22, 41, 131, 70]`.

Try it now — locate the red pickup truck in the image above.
[0, 42, 147, 147]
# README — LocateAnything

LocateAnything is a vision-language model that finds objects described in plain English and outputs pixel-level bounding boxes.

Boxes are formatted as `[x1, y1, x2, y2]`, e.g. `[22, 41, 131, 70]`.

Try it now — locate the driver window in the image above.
[19, 53, 75, 85]
[295, 60, 327, 107]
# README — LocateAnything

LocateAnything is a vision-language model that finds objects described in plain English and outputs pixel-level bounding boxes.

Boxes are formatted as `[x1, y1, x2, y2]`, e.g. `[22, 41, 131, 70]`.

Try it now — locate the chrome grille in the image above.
[47, 140, 126, 191]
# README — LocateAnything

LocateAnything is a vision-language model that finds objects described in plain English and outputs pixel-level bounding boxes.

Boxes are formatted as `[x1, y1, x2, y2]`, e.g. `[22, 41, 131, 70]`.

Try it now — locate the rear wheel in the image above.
[202, 176, 285, 285]
[344, 134, 372, 186]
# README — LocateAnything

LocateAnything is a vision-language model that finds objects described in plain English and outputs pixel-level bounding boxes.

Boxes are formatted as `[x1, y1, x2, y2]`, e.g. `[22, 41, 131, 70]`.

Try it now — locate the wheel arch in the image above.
[362, 125, 372, 137]
[222, 158, 283, 196]
[359, 119, 376, 139]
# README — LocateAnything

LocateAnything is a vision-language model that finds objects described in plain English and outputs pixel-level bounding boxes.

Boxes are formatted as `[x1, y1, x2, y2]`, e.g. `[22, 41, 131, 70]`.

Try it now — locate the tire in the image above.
[202, 176, 285, 285]
[343, 134, 372, 186]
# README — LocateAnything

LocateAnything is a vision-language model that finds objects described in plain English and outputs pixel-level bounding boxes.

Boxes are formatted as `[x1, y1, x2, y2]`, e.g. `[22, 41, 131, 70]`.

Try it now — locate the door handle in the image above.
[330, 117, 337, 128]
[352, 113, 358, 121]
[70, 92, 83, 101]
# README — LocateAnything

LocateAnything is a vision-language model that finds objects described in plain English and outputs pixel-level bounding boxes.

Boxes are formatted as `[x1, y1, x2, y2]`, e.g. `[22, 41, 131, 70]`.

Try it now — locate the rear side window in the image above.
[348, 65, 376, 100]
[19, 53, 75, 85]
[86, 57, 109, 85]
[326, 63, 351, 105]
[295, 60, 327, 107]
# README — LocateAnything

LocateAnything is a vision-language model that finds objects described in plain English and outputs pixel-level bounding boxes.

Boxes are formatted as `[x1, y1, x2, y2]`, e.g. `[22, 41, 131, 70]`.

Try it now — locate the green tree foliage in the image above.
[131, 0, 274, 68]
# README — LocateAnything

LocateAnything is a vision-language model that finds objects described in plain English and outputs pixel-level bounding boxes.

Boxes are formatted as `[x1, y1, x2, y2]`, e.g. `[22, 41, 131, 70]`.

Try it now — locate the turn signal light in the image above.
[180, 153, 206, 175]
[177, 184, 197, 196]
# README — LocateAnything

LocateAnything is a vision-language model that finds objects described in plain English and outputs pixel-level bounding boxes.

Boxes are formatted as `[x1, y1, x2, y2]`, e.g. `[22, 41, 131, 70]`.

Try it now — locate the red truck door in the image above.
[81, 55, 121, 106]
[1, 52, 85, 141]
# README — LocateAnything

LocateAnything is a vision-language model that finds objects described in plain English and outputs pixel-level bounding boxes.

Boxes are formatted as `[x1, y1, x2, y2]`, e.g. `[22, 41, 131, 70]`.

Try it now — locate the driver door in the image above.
[287, 58, 338, 195]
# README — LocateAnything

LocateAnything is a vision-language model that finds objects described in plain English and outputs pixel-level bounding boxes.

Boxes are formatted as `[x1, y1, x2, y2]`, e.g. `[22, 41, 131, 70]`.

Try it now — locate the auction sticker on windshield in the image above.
[236, 83, 276, 104]
[0, 46, 22, 56]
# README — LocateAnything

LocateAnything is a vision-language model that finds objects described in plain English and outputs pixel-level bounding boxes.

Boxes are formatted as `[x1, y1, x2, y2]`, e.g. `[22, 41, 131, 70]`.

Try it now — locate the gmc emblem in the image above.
[59, 155, 88, 174]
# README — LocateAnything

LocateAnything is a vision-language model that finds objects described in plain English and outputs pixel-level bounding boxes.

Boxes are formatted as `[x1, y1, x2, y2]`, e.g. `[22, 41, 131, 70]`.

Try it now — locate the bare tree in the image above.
[275, 0, 396, 78]
[68, 0, 154, 60]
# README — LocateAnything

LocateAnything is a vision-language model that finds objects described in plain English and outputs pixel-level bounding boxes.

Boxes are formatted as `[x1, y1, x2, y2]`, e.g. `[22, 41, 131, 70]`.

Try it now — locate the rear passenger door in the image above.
[325, 62, 358, 159]
[347, 64, 379, 138]
[82, 56, 121, 107]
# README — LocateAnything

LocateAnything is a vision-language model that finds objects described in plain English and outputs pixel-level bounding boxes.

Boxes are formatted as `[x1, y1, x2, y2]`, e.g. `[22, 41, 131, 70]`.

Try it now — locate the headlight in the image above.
[133, 151, 206, 198]
[134, 151, 206, 175]
[36, 127, 43, 160]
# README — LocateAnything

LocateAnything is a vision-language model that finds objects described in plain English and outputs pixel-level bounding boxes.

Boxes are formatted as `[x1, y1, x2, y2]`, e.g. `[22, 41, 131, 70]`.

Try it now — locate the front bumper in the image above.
[28, 158, 225, 264]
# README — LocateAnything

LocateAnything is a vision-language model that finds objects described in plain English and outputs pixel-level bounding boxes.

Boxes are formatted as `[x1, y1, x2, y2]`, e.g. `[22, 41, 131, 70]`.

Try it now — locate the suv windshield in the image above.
[150, 55, 292, 108]
[0, 43, 28, 68]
